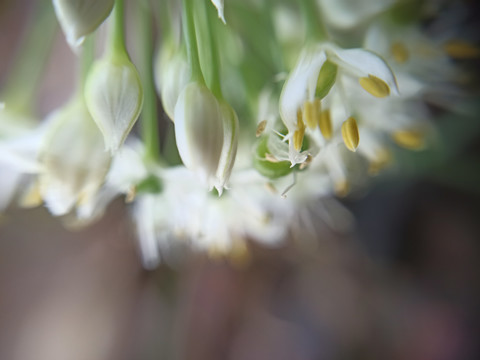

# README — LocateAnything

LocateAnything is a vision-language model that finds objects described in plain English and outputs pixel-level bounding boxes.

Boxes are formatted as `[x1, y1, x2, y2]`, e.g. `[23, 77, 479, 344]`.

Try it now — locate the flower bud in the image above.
[38, 96, 111, 216]
[174, 82, 224, 187]
[154, 40, 190, 121]
[85, 56, 143, 154]
[214, 101, 239, 194]
[53, 0, 115, 48]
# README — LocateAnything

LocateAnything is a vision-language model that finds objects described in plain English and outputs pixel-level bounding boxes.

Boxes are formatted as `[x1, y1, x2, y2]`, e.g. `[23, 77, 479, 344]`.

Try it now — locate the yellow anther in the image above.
[256, 120, 267, 137]
[359, 74, 390, 98]
[391, 42, 409, 64]
[392, 130, 425, 150]
[299, 154, 313, 170]
[264, 182, 278, 194]
[318, 108, 332, 140]
[293, 108, 306, 151]
[229, 239, 251, 269]
[265, 153, 280, 163]
[303, 101, 317, 129]
[334, 180, 349, 197]
[126, 186, 137, 203]
[368, 149, 391, 175]
[19, 182, 42, 208]
[444, 39, 480, 59]
[341, 116, 360, 152]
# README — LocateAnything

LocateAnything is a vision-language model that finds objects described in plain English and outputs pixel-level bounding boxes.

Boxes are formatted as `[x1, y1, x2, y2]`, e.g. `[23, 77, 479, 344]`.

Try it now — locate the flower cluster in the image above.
[0, 0, 476, 267]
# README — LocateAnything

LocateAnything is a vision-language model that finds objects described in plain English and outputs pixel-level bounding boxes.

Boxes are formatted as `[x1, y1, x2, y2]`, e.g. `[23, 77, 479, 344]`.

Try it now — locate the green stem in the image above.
[201, 0, 222, 98]
[78, 36, 94, 94]
[1, 0, 56, 115]
[139, 0, 161, 163]
[300, 0, 328, 42]
[182, 0, 204, 83]
[108, 0, 128, 58]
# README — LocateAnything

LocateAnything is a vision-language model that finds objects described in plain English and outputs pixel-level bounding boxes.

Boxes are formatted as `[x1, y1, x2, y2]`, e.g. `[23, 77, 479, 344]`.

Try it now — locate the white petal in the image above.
[279, 49, 327, 132]
[329, 47, 399, 94]
[211, 0, 226, 24]
[214, 101, 239, 194]
[39, 97, 111, 216]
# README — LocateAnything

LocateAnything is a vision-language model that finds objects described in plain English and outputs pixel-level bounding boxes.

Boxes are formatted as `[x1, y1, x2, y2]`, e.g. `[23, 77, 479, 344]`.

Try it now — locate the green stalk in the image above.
[300, 0, 328, 42]
[138, 0, 160, 163]
[200, 0, 222, 99]
[1, 0, 56, 115]
[182, 0, 204, 84]
[107, 0, 128, 58]
[78, 36, 95, 94]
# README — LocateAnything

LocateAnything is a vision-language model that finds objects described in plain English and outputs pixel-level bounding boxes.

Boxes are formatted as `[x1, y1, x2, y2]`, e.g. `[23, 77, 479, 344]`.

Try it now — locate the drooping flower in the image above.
[38, 94, 111, 216]
[52, 0, 115, 48]
[174, 81, 224, 188]
[85, 55, 143, 153]
[279, 43, 398, 165]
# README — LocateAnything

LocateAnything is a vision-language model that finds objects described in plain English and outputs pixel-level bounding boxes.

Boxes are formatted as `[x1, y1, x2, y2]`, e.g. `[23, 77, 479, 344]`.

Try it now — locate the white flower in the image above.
[85, 55, 144, 153]
[154, 39, 190, 121]
[38, 95, 111, 216]
[174, 82, 224, 188]
[279, 43, 398, 165]
[52, 0, 115, 48]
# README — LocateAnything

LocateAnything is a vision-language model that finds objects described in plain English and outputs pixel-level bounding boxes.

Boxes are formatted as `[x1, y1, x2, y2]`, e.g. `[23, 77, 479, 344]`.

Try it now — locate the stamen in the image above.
[19, 182, 42, 208]
[341, 116, 360, 152]
[299, 154, 313, 170]
[392, 130, 425, 150]
[368, 149, 391, 175]
[318, 108, 332, 140]
[265, 153, 280, 163]
[256, 120, 267, 137]
[390, 42, 409, 64]
[126, 186, 137, 203]
[444, 39, 480, 59]
[229, 239, 251, 269]
[359, 74, 390, 98]
[293, 108, 306, 151]
[303, 101, 317, 129]
[334, 180, 349, 197]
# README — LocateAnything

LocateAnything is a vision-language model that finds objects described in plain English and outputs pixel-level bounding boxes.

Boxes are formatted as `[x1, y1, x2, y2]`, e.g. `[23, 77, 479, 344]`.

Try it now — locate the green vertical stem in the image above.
[78, 36, 94, 93]
[1, 0, 57, 114]
[139, 0, 160, 163]
[201, 0, 222, 99]
[182, 0, 204, 83]
[108, 0, 127, 58]
[299, 0, 328, 42]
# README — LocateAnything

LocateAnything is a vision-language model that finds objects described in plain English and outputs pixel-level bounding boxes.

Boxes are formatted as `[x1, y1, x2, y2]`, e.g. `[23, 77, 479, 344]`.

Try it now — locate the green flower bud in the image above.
[53, 0, 115, 48]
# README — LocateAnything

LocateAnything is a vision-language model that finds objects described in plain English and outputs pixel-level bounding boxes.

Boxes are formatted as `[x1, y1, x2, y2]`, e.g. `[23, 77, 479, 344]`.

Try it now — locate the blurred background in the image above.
[1, 1, 479, 359]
